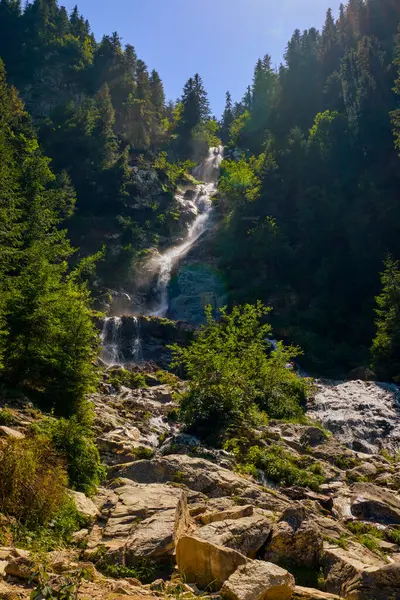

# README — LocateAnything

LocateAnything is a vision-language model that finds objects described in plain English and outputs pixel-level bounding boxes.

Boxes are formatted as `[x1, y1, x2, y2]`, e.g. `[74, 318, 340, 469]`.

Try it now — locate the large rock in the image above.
[117, 455, 289, 511]
[265, 505, 323, 568]
[198, 504, 254, 525]
[350, 483, 400, 525]
[89, 482, 190, 564]
[68, 490, 99, 521]
[220, 560, 295, 600]
[176, 535, 248, 591]
[195, 513, 271, 558]
[307, 380, 400, 453]
[322, 541, 400, 599]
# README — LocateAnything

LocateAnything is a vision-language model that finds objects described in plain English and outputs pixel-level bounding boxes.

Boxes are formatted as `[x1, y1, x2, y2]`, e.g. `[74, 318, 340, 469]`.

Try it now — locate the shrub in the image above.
[171, 302, 309, 437]
[107, 367, 147, 391]
[47, 415, 106, 496]
[225, 438, 325, 492]
[0, 437, 67, 528]
[0, 406, 17, 426]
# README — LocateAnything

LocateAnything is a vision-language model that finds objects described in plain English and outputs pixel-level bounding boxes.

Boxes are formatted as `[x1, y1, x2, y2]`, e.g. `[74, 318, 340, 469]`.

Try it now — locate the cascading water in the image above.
[100, 146, 223, 364]
[149, 145, 223, 317]
[101, 317, 122, 365]
[131, 317, 143, 362]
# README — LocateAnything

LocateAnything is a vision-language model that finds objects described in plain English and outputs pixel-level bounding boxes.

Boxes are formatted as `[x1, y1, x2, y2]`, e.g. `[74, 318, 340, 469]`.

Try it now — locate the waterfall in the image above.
[101, 317, 122, 365]
[149, 145, 224, 317]
[131, 317, 143, 362]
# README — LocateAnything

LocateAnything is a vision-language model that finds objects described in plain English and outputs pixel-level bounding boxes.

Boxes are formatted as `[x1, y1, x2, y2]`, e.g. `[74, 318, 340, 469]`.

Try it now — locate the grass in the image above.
[346, 520, 400, 550]
[227, 440, 326, 492]
[90, 547, 157, 584]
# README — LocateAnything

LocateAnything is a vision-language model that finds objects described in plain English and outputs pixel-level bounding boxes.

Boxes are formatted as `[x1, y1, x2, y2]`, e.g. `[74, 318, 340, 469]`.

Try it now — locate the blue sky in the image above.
[62, 0, 340, 116]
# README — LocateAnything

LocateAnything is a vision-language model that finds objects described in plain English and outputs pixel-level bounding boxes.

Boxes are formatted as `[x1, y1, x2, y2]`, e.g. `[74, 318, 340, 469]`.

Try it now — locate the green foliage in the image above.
[30, 563, 86, 599]
[371, 256, 400, 381]
[0, 436, 67, 529]
[107, 367, 147, 391]
[0, 405, 17, 426]
[171, 302, 308, 437]
[92, 548, 157, 584]
[225, 439, 325, 491]
[35, 412, 105, 496]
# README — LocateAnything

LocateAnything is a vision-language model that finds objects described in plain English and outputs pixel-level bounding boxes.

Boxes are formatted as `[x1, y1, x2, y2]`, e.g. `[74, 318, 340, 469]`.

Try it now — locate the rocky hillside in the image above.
[1, 370, 400, 600]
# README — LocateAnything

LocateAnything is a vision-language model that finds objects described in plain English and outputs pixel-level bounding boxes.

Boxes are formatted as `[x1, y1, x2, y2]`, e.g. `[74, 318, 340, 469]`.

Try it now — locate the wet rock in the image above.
[307, 380, 400, 454]
[195, 513, 272, 558]
[176, 535, 248, 591]
[264, 505, 323, 568]
[220, 560, 295, 600]
[347, 367, 377, 381]
[117, 455, 290, 511]
[300, 427, 327, 447]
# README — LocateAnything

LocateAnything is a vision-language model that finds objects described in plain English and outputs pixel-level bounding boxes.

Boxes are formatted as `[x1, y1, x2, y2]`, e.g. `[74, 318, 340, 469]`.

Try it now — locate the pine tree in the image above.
[221, 91, 233, 144]
[371, 257, 400, 381]
[320, 8, 341, 81]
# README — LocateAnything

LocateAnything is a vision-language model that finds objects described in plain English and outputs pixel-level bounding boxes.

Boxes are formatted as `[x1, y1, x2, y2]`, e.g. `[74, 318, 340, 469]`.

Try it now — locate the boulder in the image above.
[0, 426, 24, 440]
[265, 505, 323, 568]
[346, 463, 377, 482]
[323, 542, 400, 599]
[195, 513, 271, 558]
[198, 504, 254, 525]
[176, 535, 248, 591]
[220, 560, 295, 600]
[350, 483, 400, 524]
[300, 427, 327, 447]
[118, 455, 289, 511]
[68, 490, 99, 521]
[89, 482, 190, 564]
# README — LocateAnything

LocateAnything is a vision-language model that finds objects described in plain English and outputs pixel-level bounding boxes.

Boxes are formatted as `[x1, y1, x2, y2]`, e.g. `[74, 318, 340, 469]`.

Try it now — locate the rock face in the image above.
[307, 380, 400, 453]
[220, 560, 295, 600]
[176, 535, 248, 590]
[87, 481, 191, 565]
[68, 490, 99, 521]
[350, 482, 400, 524]
[118, 455, 290, 511]
[322, 542, 400, 599]
[195, 513, 272, 558]
[265, 506, 323, 568]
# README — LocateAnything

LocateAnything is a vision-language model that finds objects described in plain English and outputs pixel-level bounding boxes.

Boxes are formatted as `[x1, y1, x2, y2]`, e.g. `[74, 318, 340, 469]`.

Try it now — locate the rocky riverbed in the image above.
[1, 374, 400, 599]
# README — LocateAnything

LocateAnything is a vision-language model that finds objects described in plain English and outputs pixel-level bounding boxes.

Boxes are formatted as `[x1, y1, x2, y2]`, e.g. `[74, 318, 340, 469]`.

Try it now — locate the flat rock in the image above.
[176, 535, 248, 591]
[221, 560, 295, 600]
[117, 455, 289, 511]
[195, 513, 271, 558]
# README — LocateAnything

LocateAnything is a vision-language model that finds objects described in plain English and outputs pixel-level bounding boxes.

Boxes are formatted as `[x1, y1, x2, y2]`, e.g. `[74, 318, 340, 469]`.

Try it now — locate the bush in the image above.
[225, 439, 325, 492]
[47, 415, 106, 496]
[171, 302, 309, 437]
[107, 367, 147, 391]
[0, 406, 17, 426]
[0, 437, 67, 528]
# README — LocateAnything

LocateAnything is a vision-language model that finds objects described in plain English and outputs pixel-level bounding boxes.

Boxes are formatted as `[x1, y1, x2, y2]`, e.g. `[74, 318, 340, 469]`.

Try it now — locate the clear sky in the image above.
[62, 0, 340, 116]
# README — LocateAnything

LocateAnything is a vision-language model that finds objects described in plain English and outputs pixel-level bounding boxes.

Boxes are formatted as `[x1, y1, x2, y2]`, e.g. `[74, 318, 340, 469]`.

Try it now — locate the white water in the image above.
[131, 316, 143, 362]
[150, 145, 224, 316]
[101, 317, 122, 365]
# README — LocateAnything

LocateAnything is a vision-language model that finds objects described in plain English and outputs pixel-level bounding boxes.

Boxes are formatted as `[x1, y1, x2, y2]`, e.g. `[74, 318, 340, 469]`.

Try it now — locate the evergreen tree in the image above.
[221, 91, 233, 144]
[371, 257, 400, 381]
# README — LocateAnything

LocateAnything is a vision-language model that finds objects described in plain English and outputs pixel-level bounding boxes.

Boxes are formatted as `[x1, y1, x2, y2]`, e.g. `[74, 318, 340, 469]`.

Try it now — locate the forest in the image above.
[0, 0, 399, 421]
